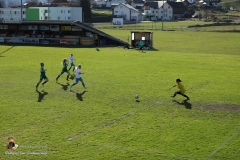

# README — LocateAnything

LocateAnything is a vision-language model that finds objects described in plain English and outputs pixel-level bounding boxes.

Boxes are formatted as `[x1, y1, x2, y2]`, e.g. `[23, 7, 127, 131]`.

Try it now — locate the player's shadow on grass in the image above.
[36, 90, 48, 102]
[70, 90, 87, 101]
[69, 74, 75, 80]
[173, 100, 192, 109]
[56, 82, 69, 90]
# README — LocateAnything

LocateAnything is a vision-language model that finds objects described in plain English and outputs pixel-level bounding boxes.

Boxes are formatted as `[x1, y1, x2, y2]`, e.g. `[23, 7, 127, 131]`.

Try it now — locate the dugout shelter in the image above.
[130, 31, 153, 49]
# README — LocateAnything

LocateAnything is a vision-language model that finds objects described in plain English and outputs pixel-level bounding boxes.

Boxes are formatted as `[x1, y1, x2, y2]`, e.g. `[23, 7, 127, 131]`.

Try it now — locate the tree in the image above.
[25, 0, 39, 3]
[0, 0, 6, 8]
[25, 0, 40, 7]
[8, 0, 20, 7]
[80, 0, 92, 19]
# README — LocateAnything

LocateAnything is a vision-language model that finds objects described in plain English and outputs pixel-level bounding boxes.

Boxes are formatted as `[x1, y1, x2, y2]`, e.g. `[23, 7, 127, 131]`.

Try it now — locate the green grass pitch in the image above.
[0, 30, 240, 160]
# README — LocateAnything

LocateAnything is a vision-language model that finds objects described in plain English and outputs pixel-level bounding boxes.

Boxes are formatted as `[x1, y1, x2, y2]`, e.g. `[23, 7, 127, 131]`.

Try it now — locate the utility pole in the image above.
[162, 1, 164, 31]
[21, 0, 22, 21]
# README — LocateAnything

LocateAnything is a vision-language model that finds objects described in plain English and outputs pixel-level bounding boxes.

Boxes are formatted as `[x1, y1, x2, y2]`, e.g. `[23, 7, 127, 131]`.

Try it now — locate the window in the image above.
[115, 11, 118, 13]
[152, 11, 154, 13]
[61, 10, 63, 13]
[45, 16, 48, 20]
[156, 11, 158, 13]
[23, 11, 25, 14]
[68, 17, 70, 20]
[58, 17, 60, 20]
[14, 11, 17, 14]
[68, 10, 70, 13]
[45, 10, 48, 13]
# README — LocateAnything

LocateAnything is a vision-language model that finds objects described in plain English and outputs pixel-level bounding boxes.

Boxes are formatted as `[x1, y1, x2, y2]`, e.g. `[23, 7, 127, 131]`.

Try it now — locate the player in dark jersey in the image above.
[36, 62, 48, 90]
[56, 58, 70, 81]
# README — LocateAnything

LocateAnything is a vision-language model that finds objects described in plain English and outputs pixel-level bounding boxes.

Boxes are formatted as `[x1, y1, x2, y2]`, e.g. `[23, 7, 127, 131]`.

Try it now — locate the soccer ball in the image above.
[135, 94, 139, 99]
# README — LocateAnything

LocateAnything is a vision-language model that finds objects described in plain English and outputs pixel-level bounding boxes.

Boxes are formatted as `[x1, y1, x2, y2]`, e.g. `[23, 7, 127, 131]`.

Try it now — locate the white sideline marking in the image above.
[204, 127, 240, 160]
[67, 81, 210, 141]
[77, 140, 194, 160]
[67, 99, 167, 140]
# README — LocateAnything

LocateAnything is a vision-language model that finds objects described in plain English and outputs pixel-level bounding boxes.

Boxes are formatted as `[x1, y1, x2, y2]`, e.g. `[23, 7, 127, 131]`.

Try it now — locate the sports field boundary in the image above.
[67, 81, 210, 141]
[204, 126, 240, 160]
[77, 140, 195, 160]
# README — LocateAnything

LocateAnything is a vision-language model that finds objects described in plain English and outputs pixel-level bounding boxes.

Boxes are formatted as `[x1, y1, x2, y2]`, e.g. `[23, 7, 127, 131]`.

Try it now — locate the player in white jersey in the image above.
[68, 53, 76, 72]
[69, 64, 87, 90]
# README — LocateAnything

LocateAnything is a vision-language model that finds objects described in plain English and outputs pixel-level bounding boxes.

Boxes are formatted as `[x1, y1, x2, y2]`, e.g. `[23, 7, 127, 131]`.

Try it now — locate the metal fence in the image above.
[92, 23, 240, 32]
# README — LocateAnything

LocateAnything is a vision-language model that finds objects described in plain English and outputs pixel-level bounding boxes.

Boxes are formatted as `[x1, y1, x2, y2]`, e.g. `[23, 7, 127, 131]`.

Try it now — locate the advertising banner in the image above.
[0, 37, 4, 42]
[19, 25, 29, 30]
[50, 25, 59, 31]
[18, 37, 39, 44]
[39, 25, 49, 30]
[60, 26, 71, 31]
[39, 39, 59, 45]
[0, 25, 8, 29]
[29, 25, 38, 30]
[8, 25, 18, 29]
[71, 26, 82, 31]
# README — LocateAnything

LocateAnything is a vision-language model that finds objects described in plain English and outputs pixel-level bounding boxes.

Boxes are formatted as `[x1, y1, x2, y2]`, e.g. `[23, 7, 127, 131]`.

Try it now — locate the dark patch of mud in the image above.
[194, 103, 240, 113]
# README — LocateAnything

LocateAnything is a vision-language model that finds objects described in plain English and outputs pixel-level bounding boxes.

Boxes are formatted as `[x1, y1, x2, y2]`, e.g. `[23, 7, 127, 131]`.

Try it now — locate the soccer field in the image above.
[0, 31, 240, 160]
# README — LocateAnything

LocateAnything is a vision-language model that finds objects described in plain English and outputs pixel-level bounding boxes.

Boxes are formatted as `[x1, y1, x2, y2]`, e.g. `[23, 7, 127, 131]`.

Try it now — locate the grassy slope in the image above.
[0, 31, 240, 160]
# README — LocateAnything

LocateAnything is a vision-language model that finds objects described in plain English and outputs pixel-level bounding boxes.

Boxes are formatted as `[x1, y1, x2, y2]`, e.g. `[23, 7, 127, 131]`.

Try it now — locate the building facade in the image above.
[113, 3, 143, 21]
[0, 8, 26, 22]
[0, 7, 82, 22]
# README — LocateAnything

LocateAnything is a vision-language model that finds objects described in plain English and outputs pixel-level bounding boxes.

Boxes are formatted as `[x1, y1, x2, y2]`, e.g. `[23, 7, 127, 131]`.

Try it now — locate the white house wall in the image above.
[0, 8, 26, 21]
[161, 3, 173, 20]
[71, 8, 82, 21]
[0, 7, 82, 22]
[111, 0, 127, 6]
[113, 4, 142, 21]
[114, 5, 130, 20]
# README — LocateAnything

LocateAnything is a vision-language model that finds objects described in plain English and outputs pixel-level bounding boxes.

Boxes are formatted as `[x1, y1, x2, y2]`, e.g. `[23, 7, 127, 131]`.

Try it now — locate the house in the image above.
[142, 1, 175, 20]
[93, 0, 127, 8]
[131, 0, 145, 10]
[94, 0, 111, 8]
[111, 0, 127, 8]
[0, 8, 26, 22]
[51, 0, 72, 7]
[113, 3, 143, 21]
[26, 7, 82, 21]
[203, 0, 221, 7]
[142, 1, 187, 21]
[167, 2, 187, 19]
[142, 1, 162, 20]
[23, 2, 38, 8]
